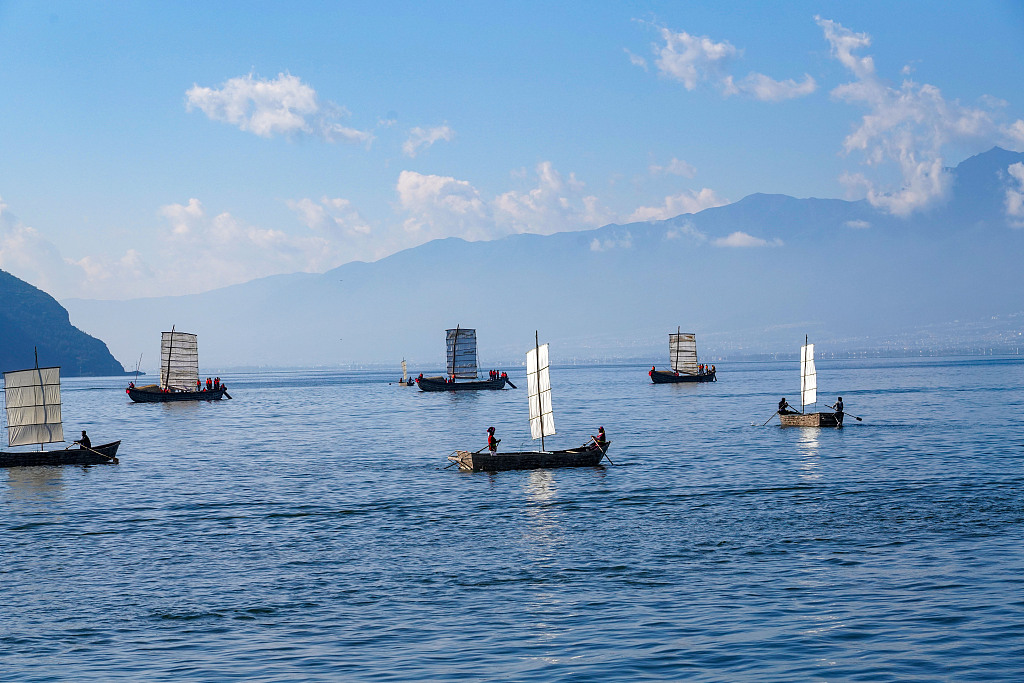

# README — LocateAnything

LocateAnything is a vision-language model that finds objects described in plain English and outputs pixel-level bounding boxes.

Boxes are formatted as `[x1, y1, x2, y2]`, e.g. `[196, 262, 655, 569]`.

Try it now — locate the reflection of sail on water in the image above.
[446, 327, 478, 379]
[800, 338, 817, 411]
[4, 366, 63, 448]
[526, 340, 555, 447]
[160, 330, 199, 390]
[669, 329, 698, 375]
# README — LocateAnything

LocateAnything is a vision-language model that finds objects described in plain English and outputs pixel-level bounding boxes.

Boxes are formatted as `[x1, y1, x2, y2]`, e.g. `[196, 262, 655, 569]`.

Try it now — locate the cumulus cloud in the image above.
[817, 16, 1024, 216]
[645, 24, 815, 102]
[397, 170, 491, 240]
[402, 125, 454, 158]
[494, 162, 614, 234]
[665, 220, 707, 241]
[628, 188, 727, 222]
[713, 231, 782, 247]
[1006, 162, 1024, 227]
[649, 157, 696, 177]
[186, 72, 373, 145]
[590, 232, 633, 251]
[624, 49, 647, 70]
[287, 197, 372, 235]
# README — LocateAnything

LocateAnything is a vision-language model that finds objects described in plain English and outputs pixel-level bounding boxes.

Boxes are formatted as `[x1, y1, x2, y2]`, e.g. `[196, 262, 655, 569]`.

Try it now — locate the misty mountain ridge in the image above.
[63, 147, 1024, 371]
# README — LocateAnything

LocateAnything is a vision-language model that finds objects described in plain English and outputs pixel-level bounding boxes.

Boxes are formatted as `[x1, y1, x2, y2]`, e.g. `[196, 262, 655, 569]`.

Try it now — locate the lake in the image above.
[2, 357, 1023, 680]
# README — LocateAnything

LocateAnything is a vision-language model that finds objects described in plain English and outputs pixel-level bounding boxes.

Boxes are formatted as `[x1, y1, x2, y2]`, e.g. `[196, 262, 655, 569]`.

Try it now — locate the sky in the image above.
[1, 1, 1023, 301]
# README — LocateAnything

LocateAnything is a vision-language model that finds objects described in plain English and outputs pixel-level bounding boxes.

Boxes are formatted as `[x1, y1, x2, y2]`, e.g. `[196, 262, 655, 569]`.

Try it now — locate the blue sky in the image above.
[1, 1, 1022, 299]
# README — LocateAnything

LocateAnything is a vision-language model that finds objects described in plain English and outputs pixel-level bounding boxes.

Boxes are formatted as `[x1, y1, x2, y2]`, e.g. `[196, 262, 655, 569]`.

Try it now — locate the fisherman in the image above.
[830, 396, 845, 427]
[778, 397, 793, 415]
[487, 426, 500, 455]
[650, 365, 656, 376]
[592, 426, 608, 450]
[214, 377, 220, 390]
[206, 377, 213, 391]
[75, 430, 91, 449]
[196, 379, 201, 392]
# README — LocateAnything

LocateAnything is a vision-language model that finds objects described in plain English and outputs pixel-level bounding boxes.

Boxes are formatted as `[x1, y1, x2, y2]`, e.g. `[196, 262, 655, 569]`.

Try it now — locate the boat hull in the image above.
[448, 443, 608, 472]
[650, 369, 716, 383]
[128, 386, 228, 402]
[779, 412, 841, 428]
[0, 441, 121, 468]
[417, 376, 508, 392]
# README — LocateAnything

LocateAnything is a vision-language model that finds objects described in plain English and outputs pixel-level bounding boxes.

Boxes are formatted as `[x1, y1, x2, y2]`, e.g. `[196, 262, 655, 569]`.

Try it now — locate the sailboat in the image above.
[391, 359, 415, 386]
[127, 327, 230, 402]
[779, 336, 840, 428]
[1, 357, 120, 467]
[447, 333, 609, 471]
[649, 328, 716, 383]
[417, 326, 514, 391]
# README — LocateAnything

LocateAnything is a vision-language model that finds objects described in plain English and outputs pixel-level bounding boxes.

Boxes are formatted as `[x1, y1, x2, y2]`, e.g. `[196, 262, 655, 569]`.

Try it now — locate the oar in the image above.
[761, 411, 779, 426]
[834, 409, 862, 421]
[73, 442, 117, 462]
[223, 391, 233, 399]
[505, 379, 517, 389]
[590, 436, 615, 465]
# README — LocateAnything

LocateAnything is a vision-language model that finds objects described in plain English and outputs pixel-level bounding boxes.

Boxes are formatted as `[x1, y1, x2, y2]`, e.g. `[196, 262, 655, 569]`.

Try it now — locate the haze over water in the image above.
[2, 357, 1023, 680]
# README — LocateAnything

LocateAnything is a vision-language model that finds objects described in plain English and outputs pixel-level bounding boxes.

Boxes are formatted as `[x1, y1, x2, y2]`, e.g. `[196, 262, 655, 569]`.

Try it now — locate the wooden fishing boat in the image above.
[649, 328, 716, 383]
[417, 325, 514, 392]
[1, 358, 120, 467]
[778, 336, 841, 428]
[390, 359, 415, 386]
[127, 327, 231, 403]
[447, 332, 610, 472]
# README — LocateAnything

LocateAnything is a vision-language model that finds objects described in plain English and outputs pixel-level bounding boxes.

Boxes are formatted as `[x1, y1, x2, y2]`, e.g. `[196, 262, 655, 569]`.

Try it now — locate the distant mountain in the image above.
[64, 148, 1024, 371]
[0, 269, 126, 376]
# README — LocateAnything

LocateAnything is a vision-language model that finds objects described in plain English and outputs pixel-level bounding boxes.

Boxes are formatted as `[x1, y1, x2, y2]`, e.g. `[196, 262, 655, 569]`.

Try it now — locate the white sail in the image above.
[526, 342, 555, 440]
[800, 342, 817, 408]
[4, 366, 63, 447]
[401, 359, 408, 382]
[669, 332, 698, 374]
[160, 330, 199, 390]
[446, 327, 478, 379]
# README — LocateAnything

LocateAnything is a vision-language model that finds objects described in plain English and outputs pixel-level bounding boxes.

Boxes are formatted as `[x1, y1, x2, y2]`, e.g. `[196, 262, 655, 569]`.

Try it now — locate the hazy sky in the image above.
[1, 1, 1022, 300]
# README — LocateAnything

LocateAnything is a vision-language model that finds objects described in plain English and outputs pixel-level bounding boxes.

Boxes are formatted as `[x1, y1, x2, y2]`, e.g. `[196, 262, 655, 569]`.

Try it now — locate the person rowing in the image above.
[829, 396, 844, 427]
[778, 397, 794, 415]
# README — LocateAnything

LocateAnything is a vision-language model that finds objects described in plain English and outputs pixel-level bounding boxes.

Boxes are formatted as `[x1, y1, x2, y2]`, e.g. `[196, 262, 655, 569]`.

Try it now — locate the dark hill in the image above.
[0, 269, 126, 376]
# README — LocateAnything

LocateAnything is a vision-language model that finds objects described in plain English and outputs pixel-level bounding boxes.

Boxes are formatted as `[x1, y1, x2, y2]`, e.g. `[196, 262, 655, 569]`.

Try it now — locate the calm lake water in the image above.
[2, 357, 1023, 681]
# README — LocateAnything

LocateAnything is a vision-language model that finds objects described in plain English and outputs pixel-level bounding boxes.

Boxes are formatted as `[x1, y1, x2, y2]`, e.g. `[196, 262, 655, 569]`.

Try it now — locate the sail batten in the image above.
[526, 342, 555, 440]
[800, 342, 817, 409]
[669, 332, 698, 374]
[4, 366, 63, 447]
[446, 328, 478, 379]
[160, 331, 199, 390]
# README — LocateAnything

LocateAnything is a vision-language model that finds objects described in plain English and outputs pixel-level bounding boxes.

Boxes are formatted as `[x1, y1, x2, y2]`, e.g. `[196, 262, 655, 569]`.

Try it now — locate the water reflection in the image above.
[522, 470, 564, 553]
[797, 429, 822, 481]
[3, 465, 65, 504]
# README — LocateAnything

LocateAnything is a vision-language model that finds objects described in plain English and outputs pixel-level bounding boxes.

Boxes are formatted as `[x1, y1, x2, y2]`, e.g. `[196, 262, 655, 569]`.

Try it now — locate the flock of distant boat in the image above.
[0, 324, 849, 471]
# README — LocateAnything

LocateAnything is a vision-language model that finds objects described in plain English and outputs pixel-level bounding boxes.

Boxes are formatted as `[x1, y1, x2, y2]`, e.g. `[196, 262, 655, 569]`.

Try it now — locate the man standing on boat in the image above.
[487, 427, 500, 455]
[830, 396, 844, 427]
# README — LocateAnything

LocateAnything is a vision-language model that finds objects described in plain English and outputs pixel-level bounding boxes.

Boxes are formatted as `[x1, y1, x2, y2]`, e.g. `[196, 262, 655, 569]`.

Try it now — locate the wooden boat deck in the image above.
[448, 443, 609, 472]
[417, 376, 508, 392]
[0, 441, 121, 468]
[779, 412, 840, 428]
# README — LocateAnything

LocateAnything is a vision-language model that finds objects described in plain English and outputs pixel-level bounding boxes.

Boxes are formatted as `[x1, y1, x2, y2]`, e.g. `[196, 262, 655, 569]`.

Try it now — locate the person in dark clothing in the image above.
[592, 426, 608, 450]
[778, 398, 793, 415]
[75, 430, 91, 449]
[830, 396, 844, 427]
[487, 426, 500, 454]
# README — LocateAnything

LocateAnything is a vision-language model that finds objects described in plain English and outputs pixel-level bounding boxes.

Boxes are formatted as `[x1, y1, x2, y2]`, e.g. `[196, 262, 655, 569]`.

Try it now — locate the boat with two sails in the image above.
[1, 355, 120, 467]
[127, 328, 230, 402]
[649, 328, 716, 383]
[778, 336, 840, 428]
[448, 332, 609, 472]
[417, 326, 515, 392]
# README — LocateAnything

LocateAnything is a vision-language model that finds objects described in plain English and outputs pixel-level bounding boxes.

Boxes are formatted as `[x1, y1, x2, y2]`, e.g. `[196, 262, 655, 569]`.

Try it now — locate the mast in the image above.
[163, 324, 175, 390]
[802, 334, 806, 414]
[536, 330, 545, 452]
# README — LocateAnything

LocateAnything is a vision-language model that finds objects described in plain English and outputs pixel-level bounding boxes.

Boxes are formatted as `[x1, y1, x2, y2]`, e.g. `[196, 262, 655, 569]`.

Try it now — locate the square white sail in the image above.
[800, 342, 817, 408]
[4, 366, 63, 447]
[526, 342, 555, 440]
[669, 332, 698, 374]
[160, 331, 199, 390]
[446, 327, 478, 379]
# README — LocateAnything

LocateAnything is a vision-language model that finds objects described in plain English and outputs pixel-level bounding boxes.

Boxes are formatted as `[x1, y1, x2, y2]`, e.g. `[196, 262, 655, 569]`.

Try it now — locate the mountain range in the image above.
[63, 147, 1024, 371]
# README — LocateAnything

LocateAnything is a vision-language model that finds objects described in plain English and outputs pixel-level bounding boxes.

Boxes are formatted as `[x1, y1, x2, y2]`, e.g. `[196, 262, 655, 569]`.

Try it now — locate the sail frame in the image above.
[669, 331, 698, 374]
[4, 366, 64, 447]
[526, 342, 555, 441]
[800, 342, 817, 410]
[160, 330, 199, 390]
[446, 327, 478, 379]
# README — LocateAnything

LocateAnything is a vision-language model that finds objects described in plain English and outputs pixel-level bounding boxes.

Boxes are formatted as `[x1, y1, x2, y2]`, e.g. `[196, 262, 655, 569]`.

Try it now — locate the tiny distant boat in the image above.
[1, 357, 120, 467]
[778, 336, 840, 428]
[391, 359, 415, 386]
[417, 325, 515, 392]
[649, 327, 716, 383]
[127, 327, 230, 402]
[448, 332, 609, 472]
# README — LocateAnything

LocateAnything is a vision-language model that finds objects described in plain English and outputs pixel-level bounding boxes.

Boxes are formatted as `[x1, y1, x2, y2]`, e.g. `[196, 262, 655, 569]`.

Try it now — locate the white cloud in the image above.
[590, 232, 633, 251]
[287, 197, 372, 236]
[713, 231, 782, 247]
[649, 157, 696, 177]
[494, 162, 613, 234]
[396, 170, 491, 240]
[628, 188, 727, 222]
[186, 72, 373, 145]
[402, 125, 454, 158]
[665, 220, 707, 242]
[1006, 162, 1024, 227]
[647, 24, 815, 101]
[845, 219, 871, 229]
[817, 16, 1024, 216]
[624, 49, 647, 70]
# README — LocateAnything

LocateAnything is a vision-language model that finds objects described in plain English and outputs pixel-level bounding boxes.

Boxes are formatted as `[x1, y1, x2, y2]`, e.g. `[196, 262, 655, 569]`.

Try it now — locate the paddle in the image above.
[828, 404, 861, 421]
[505, 379, 517, 389]
[590, 436, 614, 465]
[224, 391, 233, 399]
[473, 439, 499, 454]
[761, 411, 779, 426]
[72, 442, 117, 463]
